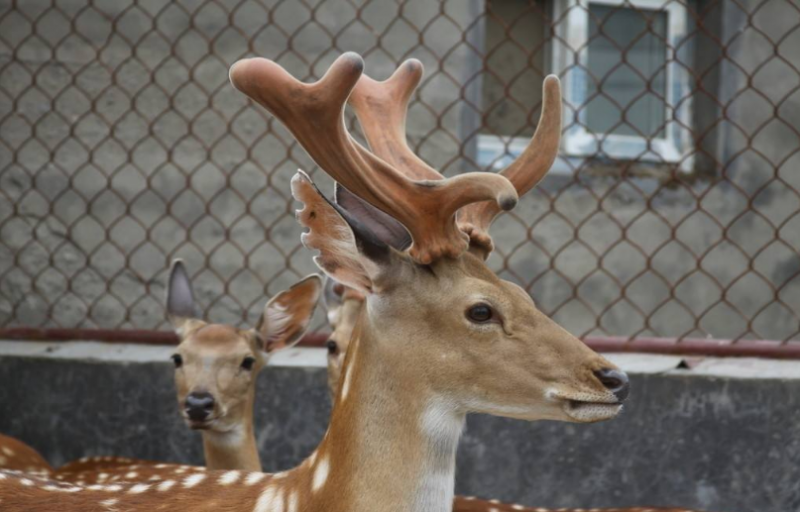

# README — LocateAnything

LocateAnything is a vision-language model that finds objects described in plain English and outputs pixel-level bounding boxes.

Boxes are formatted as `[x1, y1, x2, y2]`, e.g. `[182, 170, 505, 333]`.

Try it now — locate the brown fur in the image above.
[0, 434, 53, 476]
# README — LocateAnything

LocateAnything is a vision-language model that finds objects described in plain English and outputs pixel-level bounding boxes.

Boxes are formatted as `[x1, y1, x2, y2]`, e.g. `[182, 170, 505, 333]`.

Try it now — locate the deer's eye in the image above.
[171, 354, 183, 368]
[326, 340, 338, 355]
[466, 304, 493, 323]
[241, 356, 256, 371]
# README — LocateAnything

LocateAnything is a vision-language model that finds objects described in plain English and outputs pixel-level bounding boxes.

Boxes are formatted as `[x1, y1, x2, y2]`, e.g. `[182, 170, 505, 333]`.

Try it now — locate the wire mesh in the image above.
[1, 0, 799, 352]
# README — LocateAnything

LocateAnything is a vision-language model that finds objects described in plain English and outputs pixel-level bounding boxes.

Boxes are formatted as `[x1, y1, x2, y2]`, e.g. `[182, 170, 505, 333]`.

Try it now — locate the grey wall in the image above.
[1, 353, 799, 512]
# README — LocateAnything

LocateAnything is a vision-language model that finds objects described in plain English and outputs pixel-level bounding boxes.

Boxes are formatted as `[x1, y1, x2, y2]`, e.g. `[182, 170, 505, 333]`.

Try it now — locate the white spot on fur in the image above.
[287, 489, 299, 512]
[2, 447, 14, 456]
[340, 345, 356, 400]
[253, 485, 277, 512]
[183, 473, 206, 488]
[20, 478, 33, 486]
[245, 472, 267, 486]
[128, 483, 150, 494]
[157, 480, 176, 491]
[43, 485, 81, 492]
[218, 470, 240, 485]
[124, 471, 138, 479]
[311, 455, 329, 492]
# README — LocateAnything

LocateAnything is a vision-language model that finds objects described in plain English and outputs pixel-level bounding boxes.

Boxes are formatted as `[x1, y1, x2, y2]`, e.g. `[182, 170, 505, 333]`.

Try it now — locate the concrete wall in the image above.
[1, 345, 800, 512]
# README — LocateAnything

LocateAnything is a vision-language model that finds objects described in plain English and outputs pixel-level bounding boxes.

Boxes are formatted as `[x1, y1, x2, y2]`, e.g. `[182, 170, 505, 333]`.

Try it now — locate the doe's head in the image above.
[166, 260, 322, 431]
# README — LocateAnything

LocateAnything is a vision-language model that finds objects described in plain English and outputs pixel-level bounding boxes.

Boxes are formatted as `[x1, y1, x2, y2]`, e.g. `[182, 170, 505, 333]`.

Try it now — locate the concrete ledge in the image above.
[3, 340, 800, 379]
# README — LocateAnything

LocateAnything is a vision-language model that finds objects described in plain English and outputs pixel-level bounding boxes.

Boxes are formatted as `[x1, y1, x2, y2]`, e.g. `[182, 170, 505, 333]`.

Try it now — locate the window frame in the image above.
[553, 0, 694, 170]
[477, 0, 694, 174]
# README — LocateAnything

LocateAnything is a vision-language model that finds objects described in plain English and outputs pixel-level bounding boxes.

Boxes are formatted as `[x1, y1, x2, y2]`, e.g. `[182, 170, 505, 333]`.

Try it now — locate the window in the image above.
[478, 0, 695, 173]
[553, 0, 694, 170]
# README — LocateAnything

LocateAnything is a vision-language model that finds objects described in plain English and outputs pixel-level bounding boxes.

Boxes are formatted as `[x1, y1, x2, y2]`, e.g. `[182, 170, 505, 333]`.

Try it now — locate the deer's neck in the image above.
[200, 391, 261, 472]
[303, 312, 465, 512]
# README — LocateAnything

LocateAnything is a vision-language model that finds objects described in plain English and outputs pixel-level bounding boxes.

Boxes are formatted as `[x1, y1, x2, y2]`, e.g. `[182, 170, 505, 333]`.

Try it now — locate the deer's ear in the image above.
[292, 171, 398, 294]
[323, 277, 345, 315]
[335, 183, 411, 251]
[257, 274, 323, 353]
[166, 260, 199, 336]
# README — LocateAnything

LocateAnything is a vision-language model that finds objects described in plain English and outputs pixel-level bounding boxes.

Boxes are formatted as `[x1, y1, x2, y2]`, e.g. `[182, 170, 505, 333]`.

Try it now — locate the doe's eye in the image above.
[326, 340, 338, 355]
[466, 303, 494, 323]
[171, 354, 183, 368]
[241, 356, 256, 371]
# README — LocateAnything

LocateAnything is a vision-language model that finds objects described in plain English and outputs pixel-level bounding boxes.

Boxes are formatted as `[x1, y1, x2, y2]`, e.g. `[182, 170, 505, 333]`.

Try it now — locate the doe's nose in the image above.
[185, 391, 215, 421]
[593, 368, 630, 402]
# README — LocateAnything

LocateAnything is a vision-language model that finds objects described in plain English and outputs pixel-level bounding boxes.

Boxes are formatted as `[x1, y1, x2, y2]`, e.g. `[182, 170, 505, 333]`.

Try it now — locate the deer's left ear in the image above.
[256, 274, 323, 353]
[166, 259, 200, 336]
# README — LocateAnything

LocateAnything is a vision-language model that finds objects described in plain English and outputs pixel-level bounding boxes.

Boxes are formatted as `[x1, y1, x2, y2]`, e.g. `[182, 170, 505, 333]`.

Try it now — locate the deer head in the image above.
[231, 54, 628, 426]
[166, 260, 322, 470]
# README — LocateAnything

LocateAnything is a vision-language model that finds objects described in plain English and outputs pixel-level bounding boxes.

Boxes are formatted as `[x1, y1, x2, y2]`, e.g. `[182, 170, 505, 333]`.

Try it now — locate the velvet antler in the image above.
[230, 53, 517, 264]
[348, 60, 562, 258]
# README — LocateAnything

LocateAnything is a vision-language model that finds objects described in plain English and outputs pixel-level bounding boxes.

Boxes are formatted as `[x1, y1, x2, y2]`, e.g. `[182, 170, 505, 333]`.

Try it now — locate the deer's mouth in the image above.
[564, 399, 623, 422]
[546, 390, 623, 422]
[182, 414, 219, 430]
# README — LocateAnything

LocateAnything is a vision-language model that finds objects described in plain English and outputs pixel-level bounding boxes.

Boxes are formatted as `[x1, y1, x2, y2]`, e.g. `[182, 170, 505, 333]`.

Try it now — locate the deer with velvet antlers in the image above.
[0, 52, 688, 512]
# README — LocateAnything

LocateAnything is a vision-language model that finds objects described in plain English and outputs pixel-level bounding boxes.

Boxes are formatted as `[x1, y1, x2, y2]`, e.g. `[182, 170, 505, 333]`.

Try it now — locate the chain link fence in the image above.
[1, 0, 799, 355]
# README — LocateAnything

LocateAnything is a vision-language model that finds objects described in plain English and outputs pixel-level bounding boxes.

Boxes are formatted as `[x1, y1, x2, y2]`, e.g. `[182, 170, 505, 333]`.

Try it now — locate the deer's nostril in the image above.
[593, 368, 630, 402]
[185, 391, 215, 421]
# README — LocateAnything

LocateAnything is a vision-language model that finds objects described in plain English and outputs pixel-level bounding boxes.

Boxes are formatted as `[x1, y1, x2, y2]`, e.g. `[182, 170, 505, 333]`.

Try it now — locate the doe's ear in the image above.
[257, 274, 323, 353]
[323, 277, 345, 311]
[166, 259, 198, 336]
[292, 170, 398, 294]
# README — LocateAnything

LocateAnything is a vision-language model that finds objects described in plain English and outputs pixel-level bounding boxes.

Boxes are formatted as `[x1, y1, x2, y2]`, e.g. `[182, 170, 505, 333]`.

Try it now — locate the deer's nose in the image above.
[593, 368, 630, 402]
[185, 391, 215, 421]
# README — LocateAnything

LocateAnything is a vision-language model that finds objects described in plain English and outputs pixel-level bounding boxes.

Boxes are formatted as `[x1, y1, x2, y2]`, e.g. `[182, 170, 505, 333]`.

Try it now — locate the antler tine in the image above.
[231, 53, 518, 264]
[348, 59, 441, 181]
[459, 75, 563, 256]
